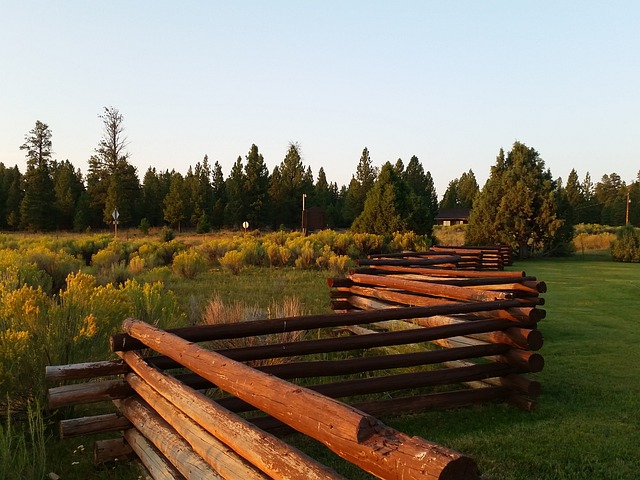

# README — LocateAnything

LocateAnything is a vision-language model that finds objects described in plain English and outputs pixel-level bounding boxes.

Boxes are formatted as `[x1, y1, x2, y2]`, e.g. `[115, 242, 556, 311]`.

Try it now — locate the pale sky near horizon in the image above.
[1, 1, 638, 198]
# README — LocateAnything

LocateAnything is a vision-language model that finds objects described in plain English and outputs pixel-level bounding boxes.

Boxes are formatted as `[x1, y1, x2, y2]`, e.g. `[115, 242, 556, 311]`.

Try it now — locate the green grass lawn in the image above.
[33, 254, 640, 479]
[380, 253, 640, 480]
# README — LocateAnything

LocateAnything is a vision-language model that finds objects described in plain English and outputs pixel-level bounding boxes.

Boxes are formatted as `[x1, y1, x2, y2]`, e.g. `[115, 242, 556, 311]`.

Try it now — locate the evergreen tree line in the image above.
[1, 110, 639, 240]
[0, 110, 442, 234]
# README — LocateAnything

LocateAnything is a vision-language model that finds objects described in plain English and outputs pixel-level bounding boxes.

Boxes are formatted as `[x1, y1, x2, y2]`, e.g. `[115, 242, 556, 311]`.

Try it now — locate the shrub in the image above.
[332, 232, 353, 255]
[573, 232, 617, 253]
[433, 224, 466, 246]
[23, 246, 83, 294]
[159, 226, 175, 242]
[389, 231, 432, 252]
[196, 212, 211, 234]
[239, 239, 266, 266]
[328, 253, 355, 277]
[0, 284, 51, 399]
[352, 232, 385, 256]
[128, 255, 146, 274]
[610, 225, 640, 262]
[199, 238, 238, 265]
[121, 279, 182, 327]
[219, 250, 244, 275]
[156, 240, 186, 266]
[172, 250, 207, 279]
[139, 217, 151, 235]
[264, 241, 280, 267]
[91, 240, 130, 273]
[0, 250, 50, 292]
[294, 240, 317, 269]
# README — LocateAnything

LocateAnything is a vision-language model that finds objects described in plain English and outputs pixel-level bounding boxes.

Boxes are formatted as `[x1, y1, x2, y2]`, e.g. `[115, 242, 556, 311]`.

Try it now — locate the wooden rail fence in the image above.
[46, 246, 544, 479]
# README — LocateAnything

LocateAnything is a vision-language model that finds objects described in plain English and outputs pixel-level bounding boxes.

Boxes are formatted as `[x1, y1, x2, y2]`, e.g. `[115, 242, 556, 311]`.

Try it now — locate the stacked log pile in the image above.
[46, 245, 544, 479]
[329, 251, 543, 411]
[365, 245, 512, 271]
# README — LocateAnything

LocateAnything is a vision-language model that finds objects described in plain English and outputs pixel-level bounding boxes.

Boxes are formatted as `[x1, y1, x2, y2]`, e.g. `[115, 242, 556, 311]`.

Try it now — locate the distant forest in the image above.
[2, 108, 639, 235]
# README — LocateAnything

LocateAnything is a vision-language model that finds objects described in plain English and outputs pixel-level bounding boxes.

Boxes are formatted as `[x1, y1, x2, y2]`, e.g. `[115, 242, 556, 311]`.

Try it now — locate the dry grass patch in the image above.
[201, 295, 305, 367]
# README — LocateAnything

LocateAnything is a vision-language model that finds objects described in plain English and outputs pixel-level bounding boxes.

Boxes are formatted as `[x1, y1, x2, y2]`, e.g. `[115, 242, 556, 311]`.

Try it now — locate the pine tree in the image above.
[596, 173, 626, 226]
[86, 107, 140, 227]
[244, 144, 269, 228]
[403, 155, 437, 234]
[268, 143, 308, 229]
[224, 156, 246, 227]
[19, 120, 55, 231]
[352, 162, 410, 235]
[0, 164, 22, 230]
[163, 172, 186, 231]
[343, 147, 377, 224]
[211, 161, 226, 229]
[466, 142, 563, 258]
[141, 167, 166, 227]
[52, 160, 84, 230]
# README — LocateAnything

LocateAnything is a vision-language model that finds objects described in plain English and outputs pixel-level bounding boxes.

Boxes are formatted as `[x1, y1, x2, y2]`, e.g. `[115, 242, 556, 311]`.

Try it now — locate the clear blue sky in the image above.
[1, 1, 638, 197]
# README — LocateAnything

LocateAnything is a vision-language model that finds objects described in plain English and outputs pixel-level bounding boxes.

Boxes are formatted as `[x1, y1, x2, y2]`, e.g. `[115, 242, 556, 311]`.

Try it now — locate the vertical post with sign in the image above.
[301, 193, 307, 236]
[112, 208, 120, 238]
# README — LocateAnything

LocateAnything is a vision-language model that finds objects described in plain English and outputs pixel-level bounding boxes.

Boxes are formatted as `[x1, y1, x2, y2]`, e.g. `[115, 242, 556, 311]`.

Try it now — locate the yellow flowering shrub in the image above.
[219, 250, 244, 274]
[172, 250, 207, 279]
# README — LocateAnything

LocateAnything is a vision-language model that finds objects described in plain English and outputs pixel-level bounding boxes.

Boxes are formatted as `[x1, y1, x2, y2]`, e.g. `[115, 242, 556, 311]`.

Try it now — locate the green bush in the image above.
[159, 226, 175, 242]
[352, 232, 385, 256]
[389, 231, 432, 252]
[199, 238, 238, 265]
[219, 250, 244, 275]
[24, 246, 83, 294]
[239, 239, 266, 266]
[610, 225, 640, 262]
[172, 250, 207, 279]
[139, 217, 151, 234]
[294, 240, 317, 269]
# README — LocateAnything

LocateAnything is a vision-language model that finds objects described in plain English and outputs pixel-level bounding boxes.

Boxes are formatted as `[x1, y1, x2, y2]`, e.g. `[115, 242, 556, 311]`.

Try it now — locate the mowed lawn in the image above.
[381, 253, 640, 480]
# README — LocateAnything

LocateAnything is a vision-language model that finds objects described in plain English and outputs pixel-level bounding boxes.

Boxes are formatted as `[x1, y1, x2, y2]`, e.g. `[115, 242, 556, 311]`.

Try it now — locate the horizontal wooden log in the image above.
[443, 360, 542, 397]
[349, 273, 514, 302]
[122, 318, 376, 444]
[93, 438, 133, 465]
[46, 360, 128, 382]
[59, 413, 132, 439]
[215, 316, 523, 364]
[115, 397, 223, 480]
[123, 428, 186, 480]
[111, 299, 530, 352]
[379, 316, 542, 351]
[349, 266, 524, 278]
[125, 374, 270, 480]
[121, 350, 344, 480]
[46, 356, 176, 382]
[358, 255, 462, 266]
[48, 379, 130, 410]
[251, 386, 512, 435]
[469, 327, 543, 351]
[340, 285, 545, 323]
[216, 362, 517, 414]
